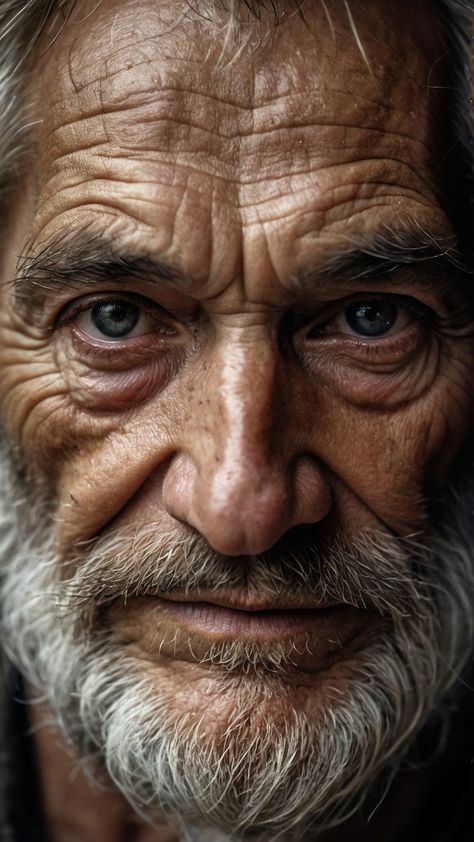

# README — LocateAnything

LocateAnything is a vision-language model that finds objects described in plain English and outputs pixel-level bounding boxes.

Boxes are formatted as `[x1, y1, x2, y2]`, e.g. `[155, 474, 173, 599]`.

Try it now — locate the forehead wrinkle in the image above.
[47, 47, 435, 138]
[34, 0, 444, 140]
[23, 0, 453, 308]
[49, 46, 430, 141]
[27, 0, 447, 216]
[47, 91, 437, 150]
[34, 54, 443, 215]
[41, 113, 441, 205]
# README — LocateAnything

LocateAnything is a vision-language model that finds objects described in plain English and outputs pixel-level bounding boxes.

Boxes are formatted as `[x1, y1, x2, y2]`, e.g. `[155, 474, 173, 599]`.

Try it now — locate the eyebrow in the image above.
[293, 226, 471, 291]
[12, 224, 471, 315]
[13, 233, 193, 314]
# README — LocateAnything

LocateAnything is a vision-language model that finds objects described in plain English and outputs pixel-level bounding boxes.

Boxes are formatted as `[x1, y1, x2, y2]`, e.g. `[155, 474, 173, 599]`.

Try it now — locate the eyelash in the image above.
[290, 293, 438, 337]
[55, 290, 444, 354]
[56, 293, 175, 333]
[387, 295, 437, 328]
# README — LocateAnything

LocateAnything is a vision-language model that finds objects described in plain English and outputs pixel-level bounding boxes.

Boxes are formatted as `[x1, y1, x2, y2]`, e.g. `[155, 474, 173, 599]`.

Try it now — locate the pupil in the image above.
[92, 301, 140, 337]
[346, 300, 397, 337]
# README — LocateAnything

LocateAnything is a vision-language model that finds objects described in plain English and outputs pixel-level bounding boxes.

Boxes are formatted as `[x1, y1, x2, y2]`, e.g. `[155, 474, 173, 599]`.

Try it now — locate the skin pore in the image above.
[0, 0, 473, 839]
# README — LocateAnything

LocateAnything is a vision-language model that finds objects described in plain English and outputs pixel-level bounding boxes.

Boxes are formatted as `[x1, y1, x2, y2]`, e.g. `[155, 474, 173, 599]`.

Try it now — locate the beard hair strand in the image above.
[1, 445, 474, 839]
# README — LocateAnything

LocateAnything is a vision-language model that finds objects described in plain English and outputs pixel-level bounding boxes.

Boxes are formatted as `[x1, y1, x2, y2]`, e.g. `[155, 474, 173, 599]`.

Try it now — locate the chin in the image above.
[33, 628, 445, 839]
[2, 603, 464, 840]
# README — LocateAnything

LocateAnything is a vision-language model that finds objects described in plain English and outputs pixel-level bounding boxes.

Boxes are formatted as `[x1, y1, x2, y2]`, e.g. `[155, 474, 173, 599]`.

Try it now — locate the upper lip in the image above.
[156, 592, 342, 613]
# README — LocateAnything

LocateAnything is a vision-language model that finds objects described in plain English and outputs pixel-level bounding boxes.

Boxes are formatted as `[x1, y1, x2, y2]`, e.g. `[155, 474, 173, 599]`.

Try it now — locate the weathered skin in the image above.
[0, 0, 473, 838]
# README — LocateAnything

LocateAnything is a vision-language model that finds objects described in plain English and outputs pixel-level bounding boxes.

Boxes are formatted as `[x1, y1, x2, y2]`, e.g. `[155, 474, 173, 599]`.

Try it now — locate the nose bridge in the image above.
[189, 327, 292, 555]
[213, 330, 278, 484]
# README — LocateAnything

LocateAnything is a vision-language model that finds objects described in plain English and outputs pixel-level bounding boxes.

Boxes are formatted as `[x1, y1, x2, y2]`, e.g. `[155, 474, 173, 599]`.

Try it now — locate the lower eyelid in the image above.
[60, 350, 180, 409]
[296, 318, 427, 367]
[61, 325, 180, 374]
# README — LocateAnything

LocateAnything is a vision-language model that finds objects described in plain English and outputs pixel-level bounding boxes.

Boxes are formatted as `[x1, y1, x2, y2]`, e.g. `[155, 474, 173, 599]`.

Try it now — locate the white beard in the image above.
[1, 446, 474, 841]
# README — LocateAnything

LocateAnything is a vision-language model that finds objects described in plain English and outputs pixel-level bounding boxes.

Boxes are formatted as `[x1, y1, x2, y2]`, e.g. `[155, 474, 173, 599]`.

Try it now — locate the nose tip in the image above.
[163, 454, 332, 556]
[193, 462, 290, 555]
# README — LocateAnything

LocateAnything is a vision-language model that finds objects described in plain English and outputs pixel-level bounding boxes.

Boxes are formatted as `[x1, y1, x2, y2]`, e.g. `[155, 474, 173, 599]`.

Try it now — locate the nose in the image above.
[163, 335, 332, 555]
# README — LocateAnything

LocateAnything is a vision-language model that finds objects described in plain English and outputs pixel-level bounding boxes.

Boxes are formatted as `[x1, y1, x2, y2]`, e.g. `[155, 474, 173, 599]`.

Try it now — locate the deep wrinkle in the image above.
[0, 1, 473, 839]
[13, 225, 470, 318]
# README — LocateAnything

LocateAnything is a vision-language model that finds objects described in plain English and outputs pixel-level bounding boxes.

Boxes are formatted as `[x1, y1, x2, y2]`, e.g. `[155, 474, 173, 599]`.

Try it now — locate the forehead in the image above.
[24, 0, 449, 297]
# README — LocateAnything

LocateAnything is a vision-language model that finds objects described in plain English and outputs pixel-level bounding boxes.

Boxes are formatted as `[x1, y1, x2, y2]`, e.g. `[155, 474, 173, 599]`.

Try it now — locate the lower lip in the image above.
[159, 599, 352, 638]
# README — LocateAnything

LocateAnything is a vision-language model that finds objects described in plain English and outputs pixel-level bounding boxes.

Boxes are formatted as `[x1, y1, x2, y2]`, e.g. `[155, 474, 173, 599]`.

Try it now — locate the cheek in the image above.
[0, 322, 123, 494]
[0, 326, 67, 447]
[51, 414, 178, 554]
[316, 373, 472, 532]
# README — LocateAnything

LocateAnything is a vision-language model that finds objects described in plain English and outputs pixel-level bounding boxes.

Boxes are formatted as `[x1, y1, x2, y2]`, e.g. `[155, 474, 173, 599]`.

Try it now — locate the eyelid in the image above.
[297, 292, 438, 337]
[380, 294, 437, 325]
[56, 291, 176, 330]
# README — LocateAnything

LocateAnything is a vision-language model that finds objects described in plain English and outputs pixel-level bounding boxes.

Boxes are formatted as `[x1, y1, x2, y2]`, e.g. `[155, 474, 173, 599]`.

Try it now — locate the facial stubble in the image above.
[1, 445, 474, 840]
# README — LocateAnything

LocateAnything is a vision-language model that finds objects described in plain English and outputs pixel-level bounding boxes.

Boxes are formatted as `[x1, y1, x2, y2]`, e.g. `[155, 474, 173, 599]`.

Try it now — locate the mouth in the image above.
[107, 590, 383, 673]
[157, 594, 348, 639]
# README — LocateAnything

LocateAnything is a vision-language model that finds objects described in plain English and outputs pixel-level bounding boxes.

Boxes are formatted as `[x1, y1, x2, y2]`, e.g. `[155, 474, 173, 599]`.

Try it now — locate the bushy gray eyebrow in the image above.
[293, 226, 471, 290]
[11, 223, 472, 318]
[13, 232, 193, 314]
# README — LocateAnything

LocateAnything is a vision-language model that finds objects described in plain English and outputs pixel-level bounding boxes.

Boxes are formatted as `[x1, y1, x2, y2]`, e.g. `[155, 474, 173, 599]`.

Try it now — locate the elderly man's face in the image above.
[0, 0, 473, 837]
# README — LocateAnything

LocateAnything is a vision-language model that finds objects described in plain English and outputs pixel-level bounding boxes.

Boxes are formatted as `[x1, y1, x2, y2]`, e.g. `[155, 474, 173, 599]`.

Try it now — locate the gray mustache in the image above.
[60, 523, 431, 623]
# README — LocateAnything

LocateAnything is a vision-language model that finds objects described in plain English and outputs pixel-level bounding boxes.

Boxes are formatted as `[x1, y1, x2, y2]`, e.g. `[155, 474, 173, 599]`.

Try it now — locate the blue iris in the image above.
[345, 300, 397, 336]
[91, 301, 140, 337]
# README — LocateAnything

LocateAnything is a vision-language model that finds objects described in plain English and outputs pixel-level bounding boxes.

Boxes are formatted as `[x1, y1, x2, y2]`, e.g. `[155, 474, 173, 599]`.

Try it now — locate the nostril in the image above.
[162, 454, 198, 525]
[292, 455, 332, 524]
[162, 451, 289, 555]
[162, 451, 332, 557]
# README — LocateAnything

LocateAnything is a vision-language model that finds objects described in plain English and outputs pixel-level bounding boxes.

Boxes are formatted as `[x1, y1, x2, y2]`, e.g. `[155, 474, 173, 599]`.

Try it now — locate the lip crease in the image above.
[152, 595, 357, 639]
[157, 592, 340, 612]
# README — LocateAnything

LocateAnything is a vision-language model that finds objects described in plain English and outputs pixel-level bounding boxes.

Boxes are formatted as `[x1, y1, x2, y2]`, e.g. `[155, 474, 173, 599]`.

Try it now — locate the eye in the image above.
[74, 299, 160, 341]
[327, 298, 412, 338]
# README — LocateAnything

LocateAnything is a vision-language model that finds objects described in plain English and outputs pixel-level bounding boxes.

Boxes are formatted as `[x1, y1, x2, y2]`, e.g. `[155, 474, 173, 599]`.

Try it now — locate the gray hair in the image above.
[0, 0, 73, 206]
[0, 0, 473, 223]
